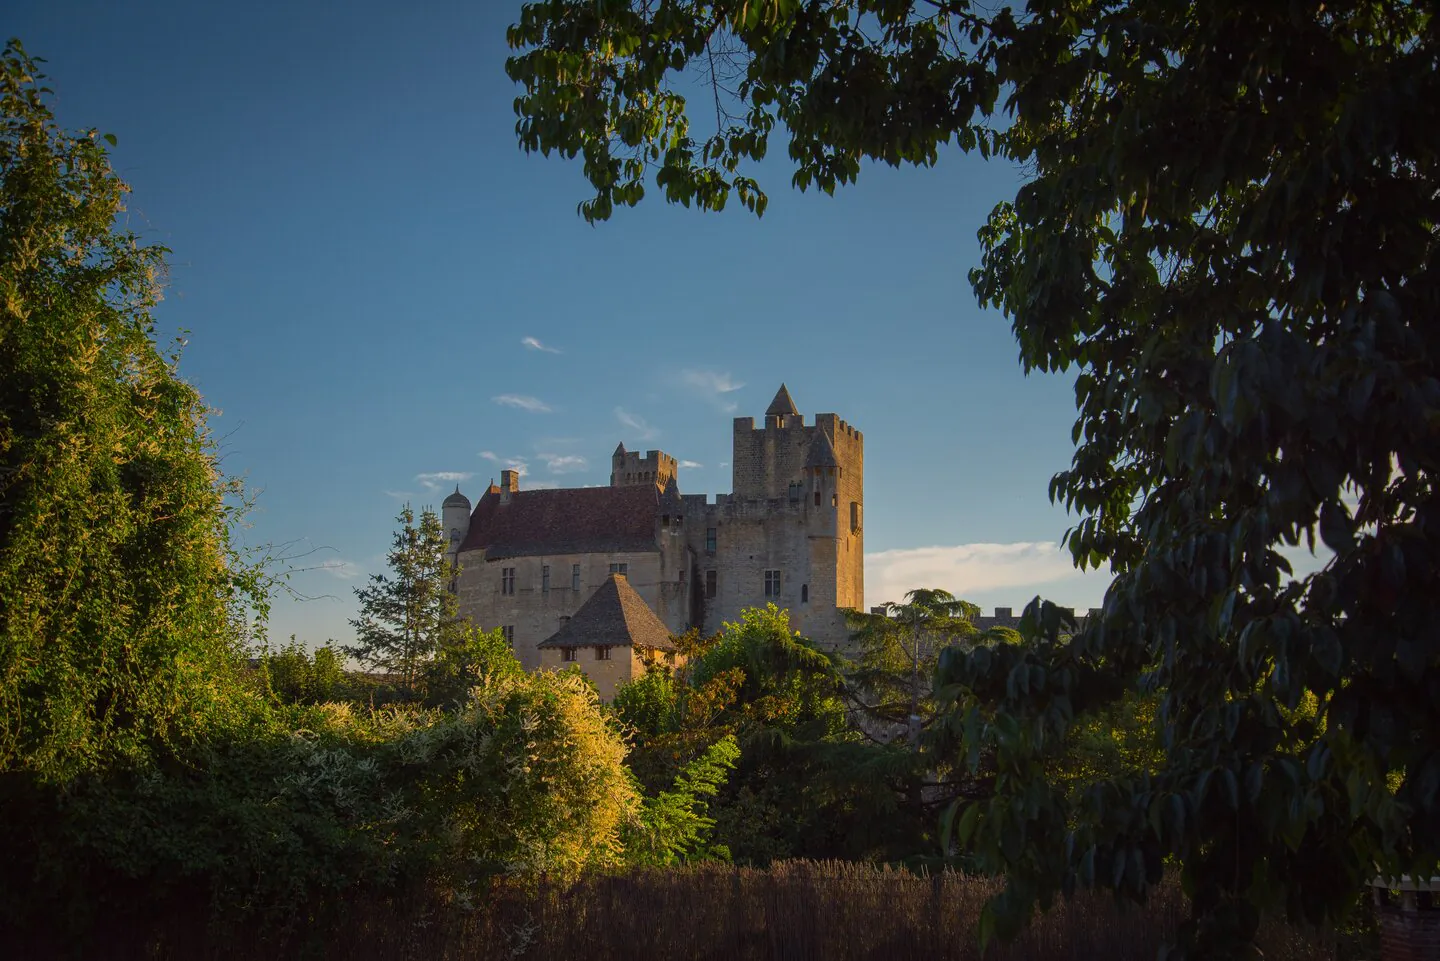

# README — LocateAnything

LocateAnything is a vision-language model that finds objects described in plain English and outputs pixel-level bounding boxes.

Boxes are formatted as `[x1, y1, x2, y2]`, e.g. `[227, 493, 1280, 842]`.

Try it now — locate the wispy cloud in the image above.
[539, 453, 588, 474]
[866, 542, 1113, 612]
[676, 369, 746, 412]
[317, 559, 363, 580]
[414, 471, 474, 494]
[479, 451, 529, 476]
[493, 394, 553, 413]
[615, 407, 659, 441]
[526, 480, 562, 490]
[679, 460, 703, 470]
[382, 489, 414, 501]
[522, 336, 561, 354]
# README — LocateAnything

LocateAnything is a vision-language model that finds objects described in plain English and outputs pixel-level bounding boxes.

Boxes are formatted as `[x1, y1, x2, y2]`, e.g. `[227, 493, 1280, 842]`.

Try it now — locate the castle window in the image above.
[814, 491, 821, 506]
[832, 492, 838, 507]
[851, 502, 862, 532]
[705, 570, 717, 598]
[765, 570, 781, 598]
[562, 648, 577, 662]
[502, 625, 515, 644]
[542, 565, 550, 594]
[706, 528, 717, 552]
[802, 584, 809, 604]
[661, 515, 669, 527]
[596, 646, 613, 661]
[572, 564, 581, 591]
[609, 562, 628, 576]
[501, 568, 515, 595]
[788, 482, 801, 504]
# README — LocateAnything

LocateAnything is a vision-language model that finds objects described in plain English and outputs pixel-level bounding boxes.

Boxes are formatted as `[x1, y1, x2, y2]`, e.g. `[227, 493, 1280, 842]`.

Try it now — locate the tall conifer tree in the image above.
[345, 505, 459, 689]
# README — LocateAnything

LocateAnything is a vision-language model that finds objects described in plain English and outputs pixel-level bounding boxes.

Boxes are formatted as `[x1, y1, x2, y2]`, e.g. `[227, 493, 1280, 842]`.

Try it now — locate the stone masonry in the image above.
[444, 385, 865, 672]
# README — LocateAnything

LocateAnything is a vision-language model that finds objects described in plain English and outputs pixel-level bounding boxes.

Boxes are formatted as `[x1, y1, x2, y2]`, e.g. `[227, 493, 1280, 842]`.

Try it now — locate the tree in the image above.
[505, 4, 1440, 958]
[617, 605, 936, 862]
[345, 505, 459, 690]
[0, 40, 256, 782]
[847, 588, 991, 744]
[420, 623, 523, 710]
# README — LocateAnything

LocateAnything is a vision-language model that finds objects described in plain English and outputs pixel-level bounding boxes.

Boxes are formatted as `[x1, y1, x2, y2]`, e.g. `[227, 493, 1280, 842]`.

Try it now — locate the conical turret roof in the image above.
[613, 441, 627, 457]
[443, 484, 471, 508]
[766, 383, 799, 416]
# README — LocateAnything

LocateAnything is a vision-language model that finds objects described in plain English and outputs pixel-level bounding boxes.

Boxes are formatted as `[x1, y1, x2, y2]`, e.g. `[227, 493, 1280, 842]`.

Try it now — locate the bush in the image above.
[263, 639, 346, 705]
[4, 669, 641, 947]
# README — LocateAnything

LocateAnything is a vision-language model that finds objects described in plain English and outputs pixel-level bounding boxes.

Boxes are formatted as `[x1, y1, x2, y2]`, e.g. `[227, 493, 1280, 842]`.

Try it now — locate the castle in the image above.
[442, 385, 864, 688]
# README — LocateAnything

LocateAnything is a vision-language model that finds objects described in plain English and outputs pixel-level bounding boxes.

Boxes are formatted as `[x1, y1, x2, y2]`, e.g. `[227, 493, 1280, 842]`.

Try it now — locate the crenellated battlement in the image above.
[611, 446, 678, 488]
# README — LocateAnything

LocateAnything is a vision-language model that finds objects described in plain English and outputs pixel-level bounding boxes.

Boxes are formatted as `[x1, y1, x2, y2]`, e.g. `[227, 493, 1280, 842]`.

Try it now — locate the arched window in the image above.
[801, 584, 809, 603]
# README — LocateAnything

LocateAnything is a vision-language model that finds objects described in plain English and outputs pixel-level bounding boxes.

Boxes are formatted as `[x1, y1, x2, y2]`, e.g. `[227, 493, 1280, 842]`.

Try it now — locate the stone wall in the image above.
[684, 409, 864, 651]
[536, 645, 647, 701]
[456, 548, 688, 670]
[453, 389, 864, 660]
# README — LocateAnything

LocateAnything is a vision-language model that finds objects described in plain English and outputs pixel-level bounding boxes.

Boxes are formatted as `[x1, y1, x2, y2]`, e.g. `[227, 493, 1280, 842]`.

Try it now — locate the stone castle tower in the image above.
[446, 384, 864, 673]
[680, 384, 864, 644]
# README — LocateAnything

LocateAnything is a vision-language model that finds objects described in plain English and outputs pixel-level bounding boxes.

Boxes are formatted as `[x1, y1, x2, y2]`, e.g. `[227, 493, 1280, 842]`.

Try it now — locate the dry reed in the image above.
[96, 861, 1339, 961]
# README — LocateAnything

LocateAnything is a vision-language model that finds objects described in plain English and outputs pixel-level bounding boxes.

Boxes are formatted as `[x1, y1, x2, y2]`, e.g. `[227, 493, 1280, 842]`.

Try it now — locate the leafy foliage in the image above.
[10, 669, 641, 939]
[0, 39, 258, 784]
[847, 588, 1018, 740]
[262, 638, 346, 705]
[616, 605, 946, 863]
[505, 1, 1001, 222]
[420, 622, 524, 710]
[506, 3, 1440, 956]
[345, 505, 460, 690]
[626, 733, 740, 865]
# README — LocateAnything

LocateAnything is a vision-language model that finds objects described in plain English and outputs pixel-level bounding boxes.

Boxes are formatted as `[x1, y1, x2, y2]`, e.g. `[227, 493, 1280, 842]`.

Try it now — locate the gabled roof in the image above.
[457, 484, 660, 559]
[766, 383, 799, 417]
[538, 574, 676, 651]
[805, 430, 840, 468]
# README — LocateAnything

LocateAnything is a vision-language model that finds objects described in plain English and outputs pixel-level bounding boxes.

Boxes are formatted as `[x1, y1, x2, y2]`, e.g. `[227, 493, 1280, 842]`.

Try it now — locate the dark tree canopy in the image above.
[507, 3, 1440, 958]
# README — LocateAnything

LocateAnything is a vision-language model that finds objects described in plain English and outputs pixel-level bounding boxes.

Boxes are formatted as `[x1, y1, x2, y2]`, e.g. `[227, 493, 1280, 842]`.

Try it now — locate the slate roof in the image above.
[443, 485, 471, 508]
[805, 430, 840, 468]
[457, 484, 660, 559]
[766, 383, 799, 416]
[537, 574, 677, 651]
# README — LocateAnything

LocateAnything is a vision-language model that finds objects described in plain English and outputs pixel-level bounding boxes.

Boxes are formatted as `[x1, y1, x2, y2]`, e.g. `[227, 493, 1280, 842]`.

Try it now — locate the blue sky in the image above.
[12, 1, 1122, 646]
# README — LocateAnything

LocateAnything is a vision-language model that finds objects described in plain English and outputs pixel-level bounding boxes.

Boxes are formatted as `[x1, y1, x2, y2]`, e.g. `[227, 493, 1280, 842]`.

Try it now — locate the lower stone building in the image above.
[535, 573, 679, 700]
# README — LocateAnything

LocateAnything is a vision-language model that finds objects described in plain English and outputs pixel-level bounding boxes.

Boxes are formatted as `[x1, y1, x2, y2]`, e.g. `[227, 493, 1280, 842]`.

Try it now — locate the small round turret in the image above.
[442, 485, 471, 562]
[443, 485, 471, 510]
